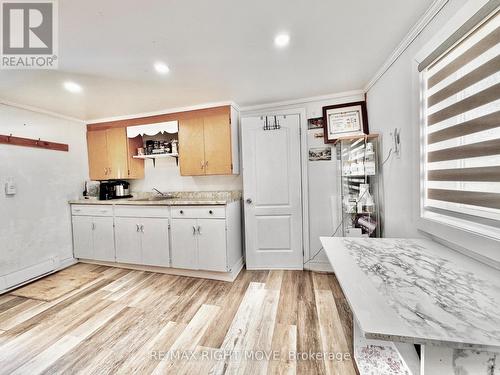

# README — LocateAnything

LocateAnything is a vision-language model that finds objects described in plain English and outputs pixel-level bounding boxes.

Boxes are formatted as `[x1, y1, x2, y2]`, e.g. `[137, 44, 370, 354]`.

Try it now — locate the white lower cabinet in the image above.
[170, 218, 198, 270]
[72, 214, 115, 262]
[115, 216, 170, 267]
[141, 218, 170, 267]
[71, 202, 242, 276]
[197, 219, 227, 272]
[72, 216, 94, 259]
[115, 217, 142, 264]
[171, 213, 228, 272]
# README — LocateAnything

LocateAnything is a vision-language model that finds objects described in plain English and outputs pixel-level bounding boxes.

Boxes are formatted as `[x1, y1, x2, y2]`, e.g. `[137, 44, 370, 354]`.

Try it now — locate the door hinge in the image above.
[229, 115, 231, 125]
[128, 169, 130, 176]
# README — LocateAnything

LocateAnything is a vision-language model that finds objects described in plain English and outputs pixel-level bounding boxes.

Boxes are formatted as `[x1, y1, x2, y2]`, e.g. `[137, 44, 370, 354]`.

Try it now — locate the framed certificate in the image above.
[322, 101, 369, 143]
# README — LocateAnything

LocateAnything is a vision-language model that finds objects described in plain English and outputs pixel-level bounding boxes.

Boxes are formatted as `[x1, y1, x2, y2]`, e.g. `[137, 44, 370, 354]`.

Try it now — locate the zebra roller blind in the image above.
[422, 8, 500, 237]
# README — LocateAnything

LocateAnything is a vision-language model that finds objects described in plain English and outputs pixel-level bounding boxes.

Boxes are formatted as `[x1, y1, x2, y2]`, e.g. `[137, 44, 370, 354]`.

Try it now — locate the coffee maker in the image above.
[99, 181, 115, 200]
[99, 180, 131, 200]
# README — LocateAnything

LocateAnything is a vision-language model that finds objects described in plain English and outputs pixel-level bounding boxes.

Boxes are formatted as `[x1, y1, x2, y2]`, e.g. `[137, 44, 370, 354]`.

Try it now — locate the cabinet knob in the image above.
[180, 210, 184, 214]
[209, 210, 213, 215]
[246, 198, 253, 204]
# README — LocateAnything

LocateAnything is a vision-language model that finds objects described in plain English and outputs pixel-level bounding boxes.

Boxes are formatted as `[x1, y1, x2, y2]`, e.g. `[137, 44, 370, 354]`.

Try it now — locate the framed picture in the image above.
[308, 117, 324, 130]
[322, 101, 369, 143]
[309, 147, 332, 161]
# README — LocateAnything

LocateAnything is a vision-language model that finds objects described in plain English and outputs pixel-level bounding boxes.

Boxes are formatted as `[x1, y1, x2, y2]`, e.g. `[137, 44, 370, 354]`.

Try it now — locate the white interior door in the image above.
[242, 114, 303, 269]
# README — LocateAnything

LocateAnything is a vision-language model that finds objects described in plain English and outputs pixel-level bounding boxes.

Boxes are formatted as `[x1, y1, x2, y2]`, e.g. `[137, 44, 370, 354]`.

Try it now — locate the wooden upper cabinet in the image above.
[86, 104, 238, 179]
[204, 112, 232, 175]
[106, 128, 128, 179]
[178, 106, 239, 176]
[87, 130, 109, 180]
[178, 116, 205, 176]
[87, 128, 144, 180]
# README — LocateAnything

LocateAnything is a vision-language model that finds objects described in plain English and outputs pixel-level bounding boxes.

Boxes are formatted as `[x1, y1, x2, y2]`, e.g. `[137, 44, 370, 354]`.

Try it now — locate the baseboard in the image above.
[79, 257, 245, 282]
[304, 262, 333, 272]
[246, 266, 304, 270]
[0, 257, 77, 295]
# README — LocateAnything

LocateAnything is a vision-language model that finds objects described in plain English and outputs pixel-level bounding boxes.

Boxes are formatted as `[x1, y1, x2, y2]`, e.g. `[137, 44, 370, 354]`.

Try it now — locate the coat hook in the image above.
[8, 134, 12, 142]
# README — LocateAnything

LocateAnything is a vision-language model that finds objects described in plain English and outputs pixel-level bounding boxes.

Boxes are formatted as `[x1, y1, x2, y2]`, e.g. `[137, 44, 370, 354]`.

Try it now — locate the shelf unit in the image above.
[336, 134, 381, 238]
[133, 153, 179, 166]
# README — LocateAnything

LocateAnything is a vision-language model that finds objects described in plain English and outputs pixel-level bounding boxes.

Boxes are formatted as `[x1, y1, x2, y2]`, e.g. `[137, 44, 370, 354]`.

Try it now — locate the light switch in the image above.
[5, 178, 16, 196]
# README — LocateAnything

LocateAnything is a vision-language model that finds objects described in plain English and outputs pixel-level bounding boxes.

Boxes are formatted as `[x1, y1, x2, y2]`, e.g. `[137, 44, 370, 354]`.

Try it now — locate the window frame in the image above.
[414, 0, 500, 266]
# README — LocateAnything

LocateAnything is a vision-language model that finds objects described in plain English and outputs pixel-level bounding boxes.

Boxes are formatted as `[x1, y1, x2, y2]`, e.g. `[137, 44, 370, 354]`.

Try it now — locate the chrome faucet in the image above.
[153, 188, 167, 197]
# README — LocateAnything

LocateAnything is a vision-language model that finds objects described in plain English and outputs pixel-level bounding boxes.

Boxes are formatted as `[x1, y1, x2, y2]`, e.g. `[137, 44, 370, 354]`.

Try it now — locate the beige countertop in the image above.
[69, 190, 242, 206]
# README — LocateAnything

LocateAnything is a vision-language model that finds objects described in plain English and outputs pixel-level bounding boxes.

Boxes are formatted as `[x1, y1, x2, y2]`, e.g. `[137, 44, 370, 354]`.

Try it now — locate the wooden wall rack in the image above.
[0, 134, 69, 152]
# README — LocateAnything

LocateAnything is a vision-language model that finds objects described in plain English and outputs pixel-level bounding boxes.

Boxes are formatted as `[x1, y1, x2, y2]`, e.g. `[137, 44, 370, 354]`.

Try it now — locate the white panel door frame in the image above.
[241, 107, 309, 269]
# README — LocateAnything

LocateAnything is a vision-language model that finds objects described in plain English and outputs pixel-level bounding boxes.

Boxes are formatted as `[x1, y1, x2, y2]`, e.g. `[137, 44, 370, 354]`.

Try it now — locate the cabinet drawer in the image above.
[171, 206, 226, 219]
[71, 205, 113, 216]
[114, 205, 170, 218]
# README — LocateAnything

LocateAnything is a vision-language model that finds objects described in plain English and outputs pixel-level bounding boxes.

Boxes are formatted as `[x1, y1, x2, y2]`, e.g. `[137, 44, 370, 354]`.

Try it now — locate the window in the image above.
[420, 6, 500, 240]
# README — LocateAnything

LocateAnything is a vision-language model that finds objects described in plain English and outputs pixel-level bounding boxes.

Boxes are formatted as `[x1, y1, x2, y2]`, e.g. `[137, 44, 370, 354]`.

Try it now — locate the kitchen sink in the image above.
[129, 196, 175, 202]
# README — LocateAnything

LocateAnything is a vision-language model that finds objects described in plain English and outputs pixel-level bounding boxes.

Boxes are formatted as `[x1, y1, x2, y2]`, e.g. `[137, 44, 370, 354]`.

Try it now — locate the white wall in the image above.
[366, 0, 467, 238]
[129, 158, 242, 192]
[0, 104, 88, 279]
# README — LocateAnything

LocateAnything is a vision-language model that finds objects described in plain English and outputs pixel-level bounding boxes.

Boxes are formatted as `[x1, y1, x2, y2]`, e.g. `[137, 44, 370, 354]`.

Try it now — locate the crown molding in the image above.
[0, 98, 85, 123]
[239, 90, 365, 112]
[364, 0, 449, 92]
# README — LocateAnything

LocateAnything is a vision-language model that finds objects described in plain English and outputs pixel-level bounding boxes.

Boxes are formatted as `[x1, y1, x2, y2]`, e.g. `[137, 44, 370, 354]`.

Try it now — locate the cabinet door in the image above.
[141, 218, 170, 267]
[106, 128, 129, 179]
[197, 219, 227, 272]
[170, 219, 198, 270]
[92, 217, 115, 262]
[204, 112, 233, 175]
[127, 135, 144, 179]
[72, 216, 94, 259]
[87, 130, 109, 180]
[178, 117, 206, 176]
[115, 217, 141, 264]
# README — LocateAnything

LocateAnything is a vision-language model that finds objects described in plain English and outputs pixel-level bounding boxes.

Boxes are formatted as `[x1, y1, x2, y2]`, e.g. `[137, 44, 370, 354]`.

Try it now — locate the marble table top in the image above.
[320, 237, 500, 350]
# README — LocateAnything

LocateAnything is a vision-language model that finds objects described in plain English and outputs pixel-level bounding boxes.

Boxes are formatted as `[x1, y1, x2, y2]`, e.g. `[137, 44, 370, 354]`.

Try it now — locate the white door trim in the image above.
[241, 107, 309, 269]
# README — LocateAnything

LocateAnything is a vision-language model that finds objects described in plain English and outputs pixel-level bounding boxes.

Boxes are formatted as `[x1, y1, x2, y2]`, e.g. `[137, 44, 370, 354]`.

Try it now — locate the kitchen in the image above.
[0, 0, 499, 374]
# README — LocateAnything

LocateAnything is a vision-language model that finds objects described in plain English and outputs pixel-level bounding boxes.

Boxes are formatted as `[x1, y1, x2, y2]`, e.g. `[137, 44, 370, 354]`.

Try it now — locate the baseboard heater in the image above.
[0, 256, 60, 294]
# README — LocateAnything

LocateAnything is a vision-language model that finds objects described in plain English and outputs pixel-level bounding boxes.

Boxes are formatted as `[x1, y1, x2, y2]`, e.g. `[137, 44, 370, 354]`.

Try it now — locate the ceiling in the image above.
[0, 0, 434, 121]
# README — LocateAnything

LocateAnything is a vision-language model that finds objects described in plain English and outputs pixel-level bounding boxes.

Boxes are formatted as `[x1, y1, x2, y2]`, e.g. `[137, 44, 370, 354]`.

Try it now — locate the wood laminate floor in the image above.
[0, 263, 358, 375]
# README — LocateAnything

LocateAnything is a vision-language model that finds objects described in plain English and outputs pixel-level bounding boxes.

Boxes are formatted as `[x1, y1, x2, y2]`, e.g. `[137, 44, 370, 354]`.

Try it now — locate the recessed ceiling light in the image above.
[154, 62, 170, 74]
[274, 33, 290, 48]
[63, 81, 82, 93]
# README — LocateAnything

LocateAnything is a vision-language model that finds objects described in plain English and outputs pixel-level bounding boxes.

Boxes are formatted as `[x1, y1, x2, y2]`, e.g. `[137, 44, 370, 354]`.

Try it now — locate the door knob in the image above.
[246, 198, 253, 204]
